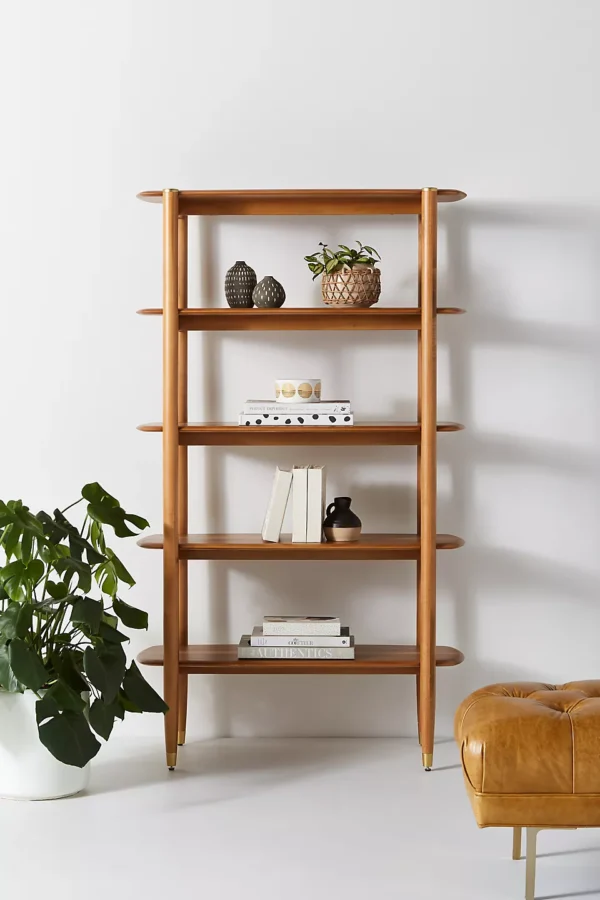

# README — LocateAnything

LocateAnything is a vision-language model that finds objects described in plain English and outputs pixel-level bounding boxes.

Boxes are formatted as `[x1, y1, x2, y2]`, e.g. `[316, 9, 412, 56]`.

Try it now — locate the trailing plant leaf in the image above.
[45, 680, 86, 714]
[2, 524, 21, 559]
[98, 621, 129, 643]
[122, 662, 169, 713]
[113, 596, 148, 630]
[21, 529, 33, 565]
[0, 644, 22, 692]
[118, 689, 143, 713]
[71, 596, 103, 633]
[38, 709, 101, 768]
[27, 559, 44, 585]
[0, 601, 33, 640]
[106, 550, 135, 587]
[89, 698, 119, 740]
[50, 649, 88, 693]
[35, 694, 61, 724]
[8, 639, 48, 691]
[46, 580, 69, 600]
[0, 559, 27, 601]
[84, 643, 126, 704]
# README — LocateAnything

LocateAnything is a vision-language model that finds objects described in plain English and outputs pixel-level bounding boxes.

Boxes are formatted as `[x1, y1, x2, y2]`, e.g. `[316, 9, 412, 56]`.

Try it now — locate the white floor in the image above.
[2, 737, 599, 900]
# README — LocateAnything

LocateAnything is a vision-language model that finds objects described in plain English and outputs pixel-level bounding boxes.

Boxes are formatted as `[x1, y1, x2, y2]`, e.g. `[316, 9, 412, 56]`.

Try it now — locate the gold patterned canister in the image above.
[274, 378, 321, 403]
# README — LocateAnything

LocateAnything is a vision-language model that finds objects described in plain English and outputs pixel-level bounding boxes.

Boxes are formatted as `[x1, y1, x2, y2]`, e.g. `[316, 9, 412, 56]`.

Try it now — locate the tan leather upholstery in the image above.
[455, 681, 600, 827]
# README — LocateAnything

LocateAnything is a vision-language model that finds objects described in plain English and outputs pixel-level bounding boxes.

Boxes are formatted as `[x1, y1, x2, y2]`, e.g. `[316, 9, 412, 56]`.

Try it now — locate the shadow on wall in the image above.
[187, 202, 600, 739]
[444, 201, 600, 712]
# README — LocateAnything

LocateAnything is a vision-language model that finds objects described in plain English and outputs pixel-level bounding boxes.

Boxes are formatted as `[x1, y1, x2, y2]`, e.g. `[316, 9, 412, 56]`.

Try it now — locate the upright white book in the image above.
[307, 466, 326, 543]
[261, 467, 293, 542]
[263, 616, 342, 636]
[292, 466, 308, 542]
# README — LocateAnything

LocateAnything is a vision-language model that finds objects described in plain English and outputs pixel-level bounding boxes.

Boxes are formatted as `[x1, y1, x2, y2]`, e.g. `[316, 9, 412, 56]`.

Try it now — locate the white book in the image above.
[292, 466, 308, 542]
[243, 400, 351, 415]
[263, 616, 341, 636]
[307, 466, 326, 543]
[238, 636, 354, 660]
[261, 467, 293, 542]
[251, 625, 352, 647]
[239, 414, 353, 426]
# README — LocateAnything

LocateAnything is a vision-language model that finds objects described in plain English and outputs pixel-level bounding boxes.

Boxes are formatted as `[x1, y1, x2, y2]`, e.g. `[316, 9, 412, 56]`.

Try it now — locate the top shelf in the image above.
[136, 189, 467, 217]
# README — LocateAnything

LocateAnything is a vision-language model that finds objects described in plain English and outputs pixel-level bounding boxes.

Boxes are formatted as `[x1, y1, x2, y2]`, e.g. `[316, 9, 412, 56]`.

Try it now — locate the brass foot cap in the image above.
[422, 753, 433, 771]
[177, 731, 186, 746]
[167, 753, 177, 770]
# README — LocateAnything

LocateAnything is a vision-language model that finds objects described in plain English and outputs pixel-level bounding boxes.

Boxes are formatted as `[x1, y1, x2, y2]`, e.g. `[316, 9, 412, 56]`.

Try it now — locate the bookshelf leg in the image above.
[419, 187, 438, 773]
[177, 677, 188, 746]
[177, 561, 188, 745]
[416, 674, 421, 746]
[176, 215, 189, 748]
[416, 553, 422, 746]
[163, 189, 180, 770]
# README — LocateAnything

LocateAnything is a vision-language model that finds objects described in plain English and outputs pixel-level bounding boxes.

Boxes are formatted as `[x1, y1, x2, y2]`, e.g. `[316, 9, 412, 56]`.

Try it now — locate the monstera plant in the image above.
[0, 483, 166, 768]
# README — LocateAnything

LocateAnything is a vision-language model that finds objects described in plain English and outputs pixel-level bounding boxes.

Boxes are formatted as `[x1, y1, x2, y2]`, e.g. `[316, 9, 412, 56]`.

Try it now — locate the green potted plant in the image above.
[0, 482, 166, 800]
[304, 241, 382, 307]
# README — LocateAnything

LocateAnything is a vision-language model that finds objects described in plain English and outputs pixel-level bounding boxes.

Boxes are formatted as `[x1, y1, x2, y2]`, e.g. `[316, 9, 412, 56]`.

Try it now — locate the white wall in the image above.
[1, 0, 599, 742]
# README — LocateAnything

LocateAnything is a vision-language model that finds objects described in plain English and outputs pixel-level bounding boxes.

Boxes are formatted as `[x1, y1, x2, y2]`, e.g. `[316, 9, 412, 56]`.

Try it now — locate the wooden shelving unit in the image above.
[136, 187, 466, 771]
[137, 421, 464, 447]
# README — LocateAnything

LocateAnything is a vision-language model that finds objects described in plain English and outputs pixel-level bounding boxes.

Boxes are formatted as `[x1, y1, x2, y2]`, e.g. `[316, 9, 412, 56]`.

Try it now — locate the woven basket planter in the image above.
[321, 265, 381, 307]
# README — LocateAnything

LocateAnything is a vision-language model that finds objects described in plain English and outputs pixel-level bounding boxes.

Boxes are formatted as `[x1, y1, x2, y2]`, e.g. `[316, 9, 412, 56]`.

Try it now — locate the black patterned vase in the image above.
[225, 261, 257, 308]
[252, 275, 286, 308]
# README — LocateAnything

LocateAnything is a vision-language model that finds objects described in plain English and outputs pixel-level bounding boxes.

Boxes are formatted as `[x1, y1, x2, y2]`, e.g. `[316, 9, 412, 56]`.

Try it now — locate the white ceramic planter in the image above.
[0, 691, 90, 800]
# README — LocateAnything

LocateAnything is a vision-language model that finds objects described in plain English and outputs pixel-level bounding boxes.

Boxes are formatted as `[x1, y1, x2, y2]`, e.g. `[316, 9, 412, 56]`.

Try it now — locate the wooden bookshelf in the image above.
[137, 421, 464, 446]
[138, 532, 465, 560]
[139, 644, 465, 675]
[136, 187, 466, 771]
[137, 306, 465, 331]
[137, 188, 466, 216]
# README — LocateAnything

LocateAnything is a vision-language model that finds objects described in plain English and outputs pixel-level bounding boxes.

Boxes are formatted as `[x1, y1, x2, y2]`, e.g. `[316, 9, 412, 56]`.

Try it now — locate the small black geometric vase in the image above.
[252, 275, 286, 308]
[323, 497, 362, 542]
[225, 261, 257, 308]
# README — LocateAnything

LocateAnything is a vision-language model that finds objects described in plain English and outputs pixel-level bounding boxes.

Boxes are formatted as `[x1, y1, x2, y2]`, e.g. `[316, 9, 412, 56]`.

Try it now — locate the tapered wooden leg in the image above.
[419, 189, 438, 770]
[416, 216, 422, 750]
[177, 216, 189, 748]
[525, 828, 539, 900]
[177, 562, 188, 746]
[163, 189, 180, 770]
[513, 826, 522, 860]
[416, 557, 421, 746]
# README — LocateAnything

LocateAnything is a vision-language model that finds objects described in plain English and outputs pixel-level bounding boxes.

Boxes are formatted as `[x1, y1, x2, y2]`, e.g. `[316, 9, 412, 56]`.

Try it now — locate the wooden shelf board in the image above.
[136, 189, 467, 217]
[138, 643, 465, 674]
[136, 421, 464, 446]
[136, 307, 465, 331]
[137, 533, 465, 560]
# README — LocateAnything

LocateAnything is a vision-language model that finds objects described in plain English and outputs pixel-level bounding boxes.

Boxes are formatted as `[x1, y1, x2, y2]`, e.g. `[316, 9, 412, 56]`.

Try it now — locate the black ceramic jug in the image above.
[323, 497, 362, 543]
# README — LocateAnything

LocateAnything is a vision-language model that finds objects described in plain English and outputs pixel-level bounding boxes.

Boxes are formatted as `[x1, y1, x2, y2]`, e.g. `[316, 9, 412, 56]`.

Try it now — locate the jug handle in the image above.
[326, 502, 335, 517]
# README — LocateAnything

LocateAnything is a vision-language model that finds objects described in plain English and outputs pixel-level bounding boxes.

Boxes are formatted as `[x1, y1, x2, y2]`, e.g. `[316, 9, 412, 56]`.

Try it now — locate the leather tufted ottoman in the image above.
[455, 681, 600, 899]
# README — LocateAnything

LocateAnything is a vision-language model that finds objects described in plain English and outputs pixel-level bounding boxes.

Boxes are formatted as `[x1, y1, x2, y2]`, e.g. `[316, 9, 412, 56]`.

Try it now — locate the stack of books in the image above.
[262, 466, 325, 543]
[239, 399, 353, 427]
[238, 616, 355, 660]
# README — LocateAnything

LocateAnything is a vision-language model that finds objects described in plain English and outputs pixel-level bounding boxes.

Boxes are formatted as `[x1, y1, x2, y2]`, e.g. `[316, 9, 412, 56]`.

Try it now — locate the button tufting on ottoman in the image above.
[455, 680, 600, 827]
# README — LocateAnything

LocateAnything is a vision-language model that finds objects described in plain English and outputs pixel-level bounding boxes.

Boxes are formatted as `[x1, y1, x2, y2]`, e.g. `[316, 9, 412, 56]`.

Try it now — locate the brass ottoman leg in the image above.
[525, 828, 540, 900]
[512, 826, 522, 860]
